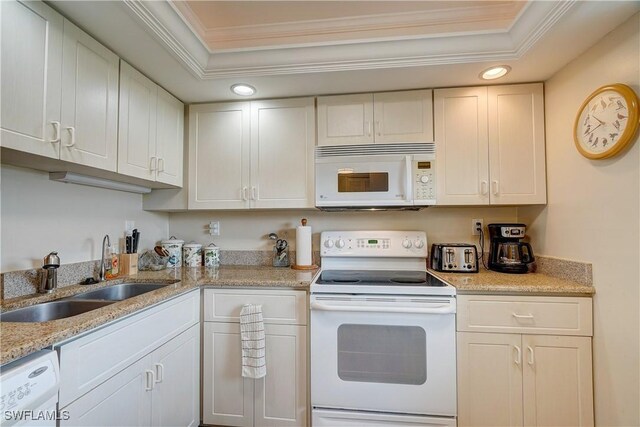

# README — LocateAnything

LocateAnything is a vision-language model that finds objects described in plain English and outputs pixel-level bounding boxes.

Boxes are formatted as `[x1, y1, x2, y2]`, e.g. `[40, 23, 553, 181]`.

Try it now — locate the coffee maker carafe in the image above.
[488, 224, 535, 274]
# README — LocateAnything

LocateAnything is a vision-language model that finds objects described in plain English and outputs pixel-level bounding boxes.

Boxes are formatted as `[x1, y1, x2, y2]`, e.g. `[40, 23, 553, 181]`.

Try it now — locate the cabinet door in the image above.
[203, 322, 254, 427]
[59, 19, 119, 171]
[189, 103, 250, 209]
[434, 87, 490, 205]
[117, 61, 157, 181]
[488, 83, 546, 205]
[250, 98, 315, 209]
[255, 324, 307, 427]
[156, 86, 184, 187]
[457, 332, 523, 427]
[0, 0, 62, 159]
[522, 335, 593, 427]
[61, 356, 152, 426]
[373, 90, 433, 143]
[151, 324, 200, 427]
[317, 94, 374, 146]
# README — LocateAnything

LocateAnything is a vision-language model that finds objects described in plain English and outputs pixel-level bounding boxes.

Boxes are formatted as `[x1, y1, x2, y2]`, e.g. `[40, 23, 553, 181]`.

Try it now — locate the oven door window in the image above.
[337, 172, 389, 192]
[337, 324, 426, 385]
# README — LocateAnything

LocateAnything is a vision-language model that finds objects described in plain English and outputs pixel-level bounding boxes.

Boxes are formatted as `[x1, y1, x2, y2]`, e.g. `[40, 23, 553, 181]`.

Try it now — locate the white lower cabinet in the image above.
[58, 291, 200, 427]
[456, 295, 594, 427]
[202, 289, 307, 427]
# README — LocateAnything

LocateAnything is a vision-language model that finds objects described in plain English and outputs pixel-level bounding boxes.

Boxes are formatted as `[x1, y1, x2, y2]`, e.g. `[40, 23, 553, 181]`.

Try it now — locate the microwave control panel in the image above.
[413, 159, 436, 203]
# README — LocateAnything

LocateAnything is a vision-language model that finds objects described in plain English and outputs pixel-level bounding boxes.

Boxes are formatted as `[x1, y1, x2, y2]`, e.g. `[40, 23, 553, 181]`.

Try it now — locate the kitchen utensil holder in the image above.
[120, 253, 138, 276]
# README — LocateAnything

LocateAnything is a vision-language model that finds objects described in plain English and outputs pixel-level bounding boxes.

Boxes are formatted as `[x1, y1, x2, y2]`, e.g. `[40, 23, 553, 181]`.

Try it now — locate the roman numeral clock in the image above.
[574, 83, 640, 159]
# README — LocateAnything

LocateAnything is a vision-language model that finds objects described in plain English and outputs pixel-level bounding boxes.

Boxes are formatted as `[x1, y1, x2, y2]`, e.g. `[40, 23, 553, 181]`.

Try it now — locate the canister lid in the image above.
[204, 243, 218, 249]
[184, 242, 202, 249]
[161, 236, 184, 245]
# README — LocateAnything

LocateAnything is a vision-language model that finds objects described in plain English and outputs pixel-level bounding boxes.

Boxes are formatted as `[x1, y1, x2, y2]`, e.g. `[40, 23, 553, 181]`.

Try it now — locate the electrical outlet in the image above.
[208, 221, 220, 236]
[472, 218, 483, 236]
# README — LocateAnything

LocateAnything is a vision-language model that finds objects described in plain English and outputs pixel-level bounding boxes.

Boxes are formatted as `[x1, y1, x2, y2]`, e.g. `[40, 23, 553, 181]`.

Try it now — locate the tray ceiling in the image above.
[50, 1, 640, 102]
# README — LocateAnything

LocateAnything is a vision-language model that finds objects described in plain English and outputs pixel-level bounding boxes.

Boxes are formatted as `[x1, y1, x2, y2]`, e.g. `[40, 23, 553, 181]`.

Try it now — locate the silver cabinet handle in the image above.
[514, 345, 522, 365]
[154, 363, 164, 383]
[145, 369, 155, 391]
[64, 126, 75, 147]
[150, 157, 157, 171]
[527, 346, 535, 366]
[365, 121, 371, 137]
[158, 158, 165, 172]
[480, 180, 488, 195]
[375, 120, 381, 136]
[251, 186, 257, 200]
[492, 180, 499, 195]
[512, 313, 535, 321]
[242, 186, 249, 201]
[50, 121, 61, 143]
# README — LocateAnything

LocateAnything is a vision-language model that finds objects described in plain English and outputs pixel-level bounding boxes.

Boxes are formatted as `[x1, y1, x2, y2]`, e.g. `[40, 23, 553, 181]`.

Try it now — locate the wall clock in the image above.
[574, 83, 639, 159]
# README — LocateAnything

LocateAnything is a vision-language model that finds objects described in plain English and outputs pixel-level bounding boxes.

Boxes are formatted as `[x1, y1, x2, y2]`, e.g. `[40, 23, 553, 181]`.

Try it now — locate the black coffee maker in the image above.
[488, 223, 535, 274]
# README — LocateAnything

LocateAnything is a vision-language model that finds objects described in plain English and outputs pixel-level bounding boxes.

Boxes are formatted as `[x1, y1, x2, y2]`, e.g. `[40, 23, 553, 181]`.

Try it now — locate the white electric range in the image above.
[310, 231, 457, 427]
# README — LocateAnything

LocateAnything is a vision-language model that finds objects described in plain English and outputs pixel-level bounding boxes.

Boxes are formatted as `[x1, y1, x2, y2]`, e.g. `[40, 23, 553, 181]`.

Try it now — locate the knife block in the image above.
[120, 254, 138, 276]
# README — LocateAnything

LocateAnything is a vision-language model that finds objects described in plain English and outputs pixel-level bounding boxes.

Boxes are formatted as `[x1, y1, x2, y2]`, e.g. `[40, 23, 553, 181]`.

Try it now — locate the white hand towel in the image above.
[240, 304, 266, 379]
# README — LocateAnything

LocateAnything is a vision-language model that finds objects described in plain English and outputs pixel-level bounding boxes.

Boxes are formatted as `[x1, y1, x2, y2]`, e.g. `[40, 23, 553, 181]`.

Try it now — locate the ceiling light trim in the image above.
[122, 0, 578, 80]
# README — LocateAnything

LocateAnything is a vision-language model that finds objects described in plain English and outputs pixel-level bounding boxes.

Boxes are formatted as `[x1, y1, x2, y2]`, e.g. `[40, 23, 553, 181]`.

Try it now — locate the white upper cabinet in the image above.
[250, 98, 315, 209]
[155, 87, 184, 187]
[317, 90, 433, 146]
[189, 102, 251, 210]
[435, 83, 546, 205]
[317, 94, 374, 146]
[434, 87, 490, 205]
[118, 61, 157, 181]
[1, 0, 63, 159]
[59, 19, 119, 172]
[488, 84, 546, 205]
[373, 90, 433, 143]
[118, 61, 184, 186]
[188, 99, 315, 210]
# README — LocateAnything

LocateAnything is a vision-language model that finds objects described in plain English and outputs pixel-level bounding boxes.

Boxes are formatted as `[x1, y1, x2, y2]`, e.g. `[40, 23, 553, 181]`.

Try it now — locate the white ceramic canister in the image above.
[203, 243, 220, 267]
[183, 242, 203, 267]
[161, 236, 184, 268]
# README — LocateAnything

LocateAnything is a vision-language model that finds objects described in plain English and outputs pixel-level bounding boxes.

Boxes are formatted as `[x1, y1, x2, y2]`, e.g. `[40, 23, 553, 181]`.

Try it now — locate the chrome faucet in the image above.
[99, 234, 111, 281]
[39, 252, 60, 293]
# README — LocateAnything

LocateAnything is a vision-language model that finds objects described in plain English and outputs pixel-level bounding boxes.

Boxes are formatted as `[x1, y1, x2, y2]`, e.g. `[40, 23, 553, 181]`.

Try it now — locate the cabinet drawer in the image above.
[58, 290, 199, 407]
[457, 295, 592, 336]
[204, 289, 307, 325]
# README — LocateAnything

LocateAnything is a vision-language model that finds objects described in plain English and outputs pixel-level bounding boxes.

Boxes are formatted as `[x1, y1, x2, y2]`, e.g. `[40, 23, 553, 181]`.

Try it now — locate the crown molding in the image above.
[121, 0, 579, 80]
[183, 2, 524, 52]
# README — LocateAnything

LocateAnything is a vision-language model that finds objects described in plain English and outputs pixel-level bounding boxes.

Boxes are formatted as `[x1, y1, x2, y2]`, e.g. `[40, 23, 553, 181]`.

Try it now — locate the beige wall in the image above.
[169, 207, 517, 252]
[518, 14, 640, 426]
[0, 165, 169, 272]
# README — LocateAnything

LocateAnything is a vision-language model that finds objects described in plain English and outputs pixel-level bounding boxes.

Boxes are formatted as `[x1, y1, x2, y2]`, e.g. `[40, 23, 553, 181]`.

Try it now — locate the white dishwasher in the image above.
[0, 350, 60, 427]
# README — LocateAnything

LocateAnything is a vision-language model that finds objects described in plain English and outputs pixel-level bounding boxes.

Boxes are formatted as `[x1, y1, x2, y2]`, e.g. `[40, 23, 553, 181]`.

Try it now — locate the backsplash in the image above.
[1, 250, 321, 300]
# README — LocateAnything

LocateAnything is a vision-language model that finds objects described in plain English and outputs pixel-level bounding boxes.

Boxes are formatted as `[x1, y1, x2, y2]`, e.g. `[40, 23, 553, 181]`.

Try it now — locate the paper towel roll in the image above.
[296, 219, 312, 267]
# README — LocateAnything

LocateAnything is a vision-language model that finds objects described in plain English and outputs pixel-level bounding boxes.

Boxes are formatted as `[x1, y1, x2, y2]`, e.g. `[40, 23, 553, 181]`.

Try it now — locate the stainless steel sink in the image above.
[69, 283, 169, 301]
[0, 300, 115, 322]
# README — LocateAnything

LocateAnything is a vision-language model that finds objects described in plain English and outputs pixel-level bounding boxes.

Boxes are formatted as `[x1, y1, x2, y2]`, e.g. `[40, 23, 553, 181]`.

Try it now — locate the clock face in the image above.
[577, 89, 629, 155]
[574, 84, 639, 159]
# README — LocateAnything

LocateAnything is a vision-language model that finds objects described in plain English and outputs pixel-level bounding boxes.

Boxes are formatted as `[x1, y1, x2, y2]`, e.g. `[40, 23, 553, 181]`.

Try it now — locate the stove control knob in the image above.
[414, 239, 425, 248]
[335, 239, 345, 249]
[402, 239, 412, 249]
[324, 240, 334, 249]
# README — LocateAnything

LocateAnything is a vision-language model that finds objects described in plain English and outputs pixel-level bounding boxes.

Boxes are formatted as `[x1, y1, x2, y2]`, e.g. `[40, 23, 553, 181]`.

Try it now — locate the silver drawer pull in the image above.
[512, 313, 534, 320]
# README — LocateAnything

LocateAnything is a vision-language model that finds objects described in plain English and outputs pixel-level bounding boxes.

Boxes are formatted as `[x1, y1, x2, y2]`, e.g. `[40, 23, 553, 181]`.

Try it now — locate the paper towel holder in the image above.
[291, 218, 319, 270]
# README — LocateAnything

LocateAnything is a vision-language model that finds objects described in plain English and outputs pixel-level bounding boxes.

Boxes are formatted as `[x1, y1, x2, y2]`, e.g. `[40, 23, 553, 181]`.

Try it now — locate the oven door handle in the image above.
[310, 301, 455, 314]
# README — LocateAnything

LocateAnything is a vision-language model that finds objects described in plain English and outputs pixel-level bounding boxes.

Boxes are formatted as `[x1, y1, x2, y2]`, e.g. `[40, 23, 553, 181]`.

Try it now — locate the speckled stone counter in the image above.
[429, 268, 595, 296]
[0, 266, 317, 365]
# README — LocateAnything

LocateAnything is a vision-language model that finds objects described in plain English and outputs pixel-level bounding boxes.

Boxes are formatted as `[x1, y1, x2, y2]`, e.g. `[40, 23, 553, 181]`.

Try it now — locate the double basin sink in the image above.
[1, 283, 168, 323]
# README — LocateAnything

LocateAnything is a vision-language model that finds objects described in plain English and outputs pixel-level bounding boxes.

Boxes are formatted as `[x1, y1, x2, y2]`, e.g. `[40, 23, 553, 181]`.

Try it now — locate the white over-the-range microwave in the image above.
[315, 143, 436, 210]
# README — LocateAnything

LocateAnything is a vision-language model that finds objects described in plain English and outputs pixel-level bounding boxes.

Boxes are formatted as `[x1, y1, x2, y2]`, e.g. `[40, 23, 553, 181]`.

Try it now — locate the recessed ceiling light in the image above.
[231, 83, 256, 96]
[479, 65, 511, 80]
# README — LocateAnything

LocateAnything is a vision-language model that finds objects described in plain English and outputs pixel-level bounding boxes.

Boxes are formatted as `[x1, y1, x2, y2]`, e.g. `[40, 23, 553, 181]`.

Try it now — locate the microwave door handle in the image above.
[405, 155, 412, 203]
[310, 301, 455, 314]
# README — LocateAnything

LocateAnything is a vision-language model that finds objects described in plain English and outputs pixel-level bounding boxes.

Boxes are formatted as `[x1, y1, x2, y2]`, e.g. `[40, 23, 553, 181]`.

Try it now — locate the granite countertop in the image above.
[429, 268, 595, 296]
[0, 265, 317, 365]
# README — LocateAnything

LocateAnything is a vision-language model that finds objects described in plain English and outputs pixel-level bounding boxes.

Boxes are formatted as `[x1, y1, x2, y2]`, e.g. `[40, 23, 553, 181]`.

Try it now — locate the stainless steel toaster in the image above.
[430, 244, 478, 273]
